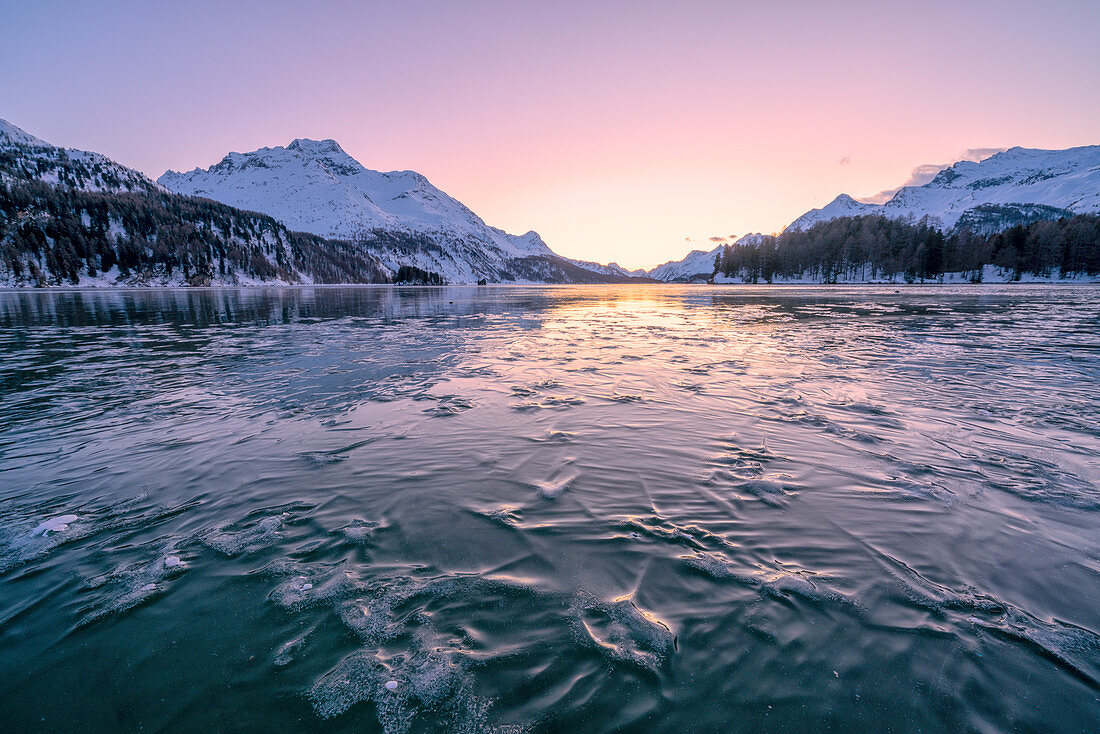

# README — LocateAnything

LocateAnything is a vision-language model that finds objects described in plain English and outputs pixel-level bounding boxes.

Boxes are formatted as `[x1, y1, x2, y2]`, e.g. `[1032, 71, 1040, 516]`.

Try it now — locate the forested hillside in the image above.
[0, 132, 394, 287]
[715, 214, 1100, 283]
[0, 178, 391, 286]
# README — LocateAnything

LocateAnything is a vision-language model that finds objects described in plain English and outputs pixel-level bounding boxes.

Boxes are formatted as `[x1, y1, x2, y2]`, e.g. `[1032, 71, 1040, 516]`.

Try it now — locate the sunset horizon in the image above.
[4, 1, 1098, 269]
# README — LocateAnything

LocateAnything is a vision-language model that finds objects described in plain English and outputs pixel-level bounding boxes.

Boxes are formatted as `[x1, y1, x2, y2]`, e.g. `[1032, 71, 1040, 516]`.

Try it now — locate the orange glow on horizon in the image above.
[3, 1, 1098, 270]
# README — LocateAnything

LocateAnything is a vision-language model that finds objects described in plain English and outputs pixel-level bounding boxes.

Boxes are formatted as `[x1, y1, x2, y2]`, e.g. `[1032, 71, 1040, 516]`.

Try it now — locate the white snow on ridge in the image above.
[1, 117, 164, 195]
[0, 118, 49, 147]
[784, 194, 881, 233]
[785, 145, 1100, 232]
[163, 138, 545, 254]
[565, 258, 648, 279]
[655, 145, 1100, 279]
[3, 118, 633, 286]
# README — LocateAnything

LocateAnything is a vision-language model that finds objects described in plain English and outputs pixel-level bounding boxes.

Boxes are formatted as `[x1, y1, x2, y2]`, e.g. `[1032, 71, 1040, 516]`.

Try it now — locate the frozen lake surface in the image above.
[0, 285, 1098, 732]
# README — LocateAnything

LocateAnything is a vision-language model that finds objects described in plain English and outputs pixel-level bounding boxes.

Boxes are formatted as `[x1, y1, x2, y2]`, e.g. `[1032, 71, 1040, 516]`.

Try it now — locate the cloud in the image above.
[860, 147, 1008, 204]
[709, 236, 727, 243]
[963, 147, 1007, 161]
[839, 156, 851, 166]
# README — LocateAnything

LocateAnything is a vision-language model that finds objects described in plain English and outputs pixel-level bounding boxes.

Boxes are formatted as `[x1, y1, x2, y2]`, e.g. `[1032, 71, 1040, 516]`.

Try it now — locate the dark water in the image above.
[0, 285, 1098, 733]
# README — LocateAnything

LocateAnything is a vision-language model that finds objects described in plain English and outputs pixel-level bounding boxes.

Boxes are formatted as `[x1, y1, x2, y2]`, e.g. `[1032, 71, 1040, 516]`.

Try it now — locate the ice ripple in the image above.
[315, 573, 539, 731]
[569, 591, 676, 674]
[78, 545, 190, 626]
[199, 503, 311, 556]
[0, 493, 196, 574]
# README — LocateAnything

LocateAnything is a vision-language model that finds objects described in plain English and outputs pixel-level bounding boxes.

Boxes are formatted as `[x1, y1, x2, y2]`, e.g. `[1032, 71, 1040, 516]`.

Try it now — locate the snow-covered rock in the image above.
[785, 145, 1100, 233]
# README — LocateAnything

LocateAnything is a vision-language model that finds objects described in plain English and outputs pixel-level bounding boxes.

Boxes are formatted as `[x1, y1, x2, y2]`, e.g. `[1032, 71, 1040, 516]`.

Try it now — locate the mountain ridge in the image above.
[7, 116, 1097, 285]
[1, 119, 647, 286]
[786, 144, 1100, 233]
[158, 137, 641, 284]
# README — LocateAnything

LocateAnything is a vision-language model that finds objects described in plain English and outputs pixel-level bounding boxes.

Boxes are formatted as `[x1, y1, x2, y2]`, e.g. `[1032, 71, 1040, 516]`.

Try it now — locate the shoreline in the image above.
[2, 280, 1099, 293]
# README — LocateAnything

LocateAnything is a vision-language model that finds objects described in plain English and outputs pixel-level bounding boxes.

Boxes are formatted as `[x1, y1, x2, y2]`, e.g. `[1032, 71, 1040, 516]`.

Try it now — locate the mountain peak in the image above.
[156, 136, 581, 282]
[287, 138, 347, 156]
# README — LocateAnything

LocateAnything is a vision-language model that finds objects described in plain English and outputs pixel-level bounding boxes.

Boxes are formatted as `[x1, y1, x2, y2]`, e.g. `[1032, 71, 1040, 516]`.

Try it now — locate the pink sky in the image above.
[3, 1, 1098, 269]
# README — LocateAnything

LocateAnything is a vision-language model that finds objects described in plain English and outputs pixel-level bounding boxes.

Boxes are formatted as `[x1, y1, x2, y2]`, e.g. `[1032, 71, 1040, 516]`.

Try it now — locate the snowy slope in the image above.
[0, 118, 164, 195]
[159, 139, 632, 283]
[784, 194, 881, 232]
[648, 233, 768, 281]
[0, 119, 48, 146]
[785, 145, 1100, 233]
[648, 247, 721, 281]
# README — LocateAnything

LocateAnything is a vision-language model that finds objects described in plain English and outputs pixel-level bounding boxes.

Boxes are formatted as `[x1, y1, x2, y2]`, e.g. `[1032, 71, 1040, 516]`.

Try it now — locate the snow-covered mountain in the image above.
[609, 262, 648, 278]
[648, 234, 769, 281]
[565, 259, 647, 279]
[785, 145, 1100, 233]
[784, 194, 881, 233]
[159, 139, 640, 283]
[1, 118, 164, 195]
[0, 119, 390, 287]
[648, 246, 721, 282]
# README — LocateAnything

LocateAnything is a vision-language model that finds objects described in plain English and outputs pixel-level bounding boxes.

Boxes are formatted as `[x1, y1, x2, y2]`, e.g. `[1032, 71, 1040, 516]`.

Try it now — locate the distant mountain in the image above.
[784, 194, 881, 233]
[648, 234, 768, 281]
[0, 119, 389, 287]
[159, 139, 646, 284]
[648, 246, 721, 282]
[785, 145, 1100, 234]
[608, 262, 649, 278]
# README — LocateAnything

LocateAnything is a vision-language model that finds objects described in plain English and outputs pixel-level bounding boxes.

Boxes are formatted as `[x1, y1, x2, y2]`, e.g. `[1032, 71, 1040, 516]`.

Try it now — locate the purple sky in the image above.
[3, 0, 1099, 268]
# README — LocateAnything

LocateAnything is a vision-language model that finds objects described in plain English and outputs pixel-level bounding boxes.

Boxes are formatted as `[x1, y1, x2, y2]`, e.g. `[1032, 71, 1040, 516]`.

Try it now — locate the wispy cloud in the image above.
[861, 147, 1007, 204]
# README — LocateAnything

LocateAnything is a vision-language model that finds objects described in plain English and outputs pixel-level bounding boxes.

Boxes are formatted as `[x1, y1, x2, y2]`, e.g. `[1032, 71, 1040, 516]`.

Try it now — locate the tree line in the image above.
[714, 213, 1100, 282]
[393, 265, 444, 285]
